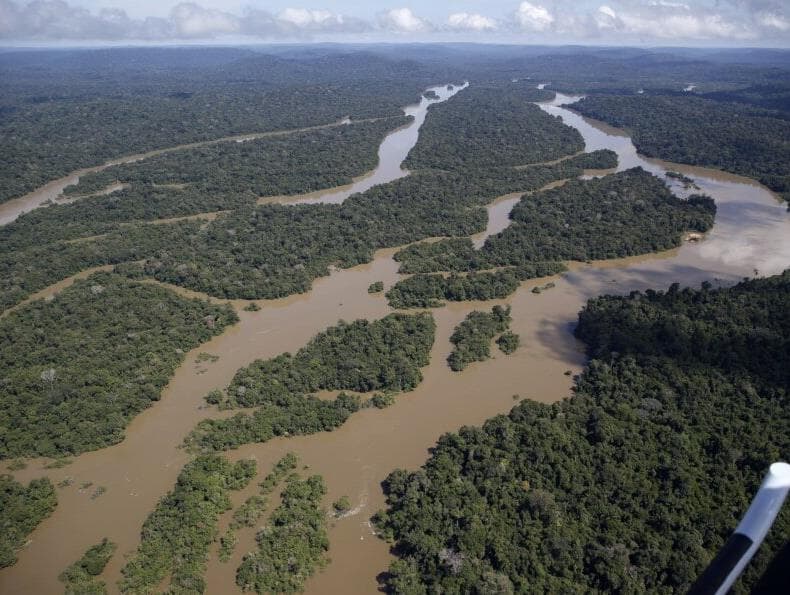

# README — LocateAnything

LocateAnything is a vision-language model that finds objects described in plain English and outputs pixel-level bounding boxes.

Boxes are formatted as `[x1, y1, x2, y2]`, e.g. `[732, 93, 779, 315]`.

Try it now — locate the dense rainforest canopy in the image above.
[572, 94, 790, 204]
[186, 313, 436, 452]
[405, 84, 582, 170]
[0, 475, 57, 568]
[0, 272, 237, 458]
[375, 272, 790, 594]
[447, 306, 517, 371]
[119, 455, 255, 594]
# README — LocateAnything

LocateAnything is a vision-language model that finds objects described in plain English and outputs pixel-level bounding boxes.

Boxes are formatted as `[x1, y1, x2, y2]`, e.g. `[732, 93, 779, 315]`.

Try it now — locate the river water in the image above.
[1, 86, 789, 595]
[262, 82, 468, 206]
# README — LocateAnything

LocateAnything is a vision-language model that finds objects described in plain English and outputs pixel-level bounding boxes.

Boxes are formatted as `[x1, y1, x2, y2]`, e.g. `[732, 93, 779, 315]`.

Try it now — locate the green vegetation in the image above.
[366, 392, 396, 409]
[447, 306, 514, 371]
[231, 495, 268, 530]
[219, 533, 238, 564]
[219, 453, 297, 563]
[572, 95, 790, 203]
[236, 474, 329, 594]
[244, 302, 261, 312]
[0, 48, 447, 204]
[375, 272, 790, 593]
[186, 314, 435, 452]
[496, 330, 520, 354]
[0, 150, 615, 313]
[259, 453, 299, 495]
[59, 538, 116, 595]
[333, 496, 352, 516]
[368, 281, 385, 293]
[0, 272, 237, 458]
[386, 264, 566, 309]
[120, 455, 255, 594]
[393, 168, 716, 274]
[63, 117, 407, 198]
[219, 313, 436, 408]
[406, 84, 583, 170]
[0, 475, 57, 568]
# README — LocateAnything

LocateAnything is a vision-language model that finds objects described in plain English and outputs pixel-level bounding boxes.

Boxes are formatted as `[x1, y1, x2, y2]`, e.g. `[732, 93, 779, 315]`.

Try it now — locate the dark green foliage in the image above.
[0, 220, 202, 312]
[259, 453, 299, 495]
[0, 475, 57, 568]
[366, 392, 396, 409]
[333, 496, 352, 515]
[496, 330, 520, 354]
[395, 168, 715, 274]
[375, 273, 790, 593]
[0, 48, 448, 204]
[0, 150, 614, 312]
[405, 85, 583, 170]
[221, 314, 436, 408]
[64, 117, 407, 198]
[59, 538, 116, 595]
[187, 314, 435, 452]
[368, 281, 385, 293]
[447, 306, 513, 371]
[573, 95, 790, 203]
[236, 475, 329, 594]
[188, 390, 361, 454]
[0, 272, 237, 458]
[386, 264, 567, 308]
[119, 455, 255, 594]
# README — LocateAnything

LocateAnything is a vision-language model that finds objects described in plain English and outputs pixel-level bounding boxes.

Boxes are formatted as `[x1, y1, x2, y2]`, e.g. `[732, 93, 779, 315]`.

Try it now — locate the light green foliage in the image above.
[236, 475, 329, 594]
[447, 306, 513, 371]
[259, 453, 299, 495]
[231, 495, 268, 530]
[59, 538, 116, 595]
[119, 455, 255, 594]
[0, 272, 237, 458]
[376, 273, 790, 593]
[333, 496, 352, 515]
[0, 475, 57, 568]
[367, 281, 384, 293]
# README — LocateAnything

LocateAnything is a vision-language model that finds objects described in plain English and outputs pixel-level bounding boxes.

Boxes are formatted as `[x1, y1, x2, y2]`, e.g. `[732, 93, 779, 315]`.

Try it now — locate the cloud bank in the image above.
[0, 0, 788, 44]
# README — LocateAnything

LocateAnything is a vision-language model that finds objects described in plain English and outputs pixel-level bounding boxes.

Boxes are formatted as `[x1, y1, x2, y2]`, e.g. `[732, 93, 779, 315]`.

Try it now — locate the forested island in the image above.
[120, 456, 256, 593]
[187, 313, 435, 452]
[0, 272, 237, 458]
[375, 272, 790, 593]
[448, 306, 517, 371]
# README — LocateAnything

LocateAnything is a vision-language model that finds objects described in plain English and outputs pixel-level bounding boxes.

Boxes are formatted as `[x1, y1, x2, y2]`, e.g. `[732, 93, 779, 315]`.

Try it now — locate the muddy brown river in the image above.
[1, 86, 789, 595]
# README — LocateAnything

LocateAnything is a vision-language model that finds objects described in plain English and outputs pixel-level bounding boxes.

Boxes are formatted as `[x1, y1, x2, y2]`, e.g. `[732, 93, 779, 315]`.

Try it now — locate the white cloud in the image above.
[590, 2, 755, 40]
[379, 7, 429, 33]
[169, 3, 238, 38]
[757, 12, 790, 31]
[515, 2, 555, 32]
[447, 12, 496, 32]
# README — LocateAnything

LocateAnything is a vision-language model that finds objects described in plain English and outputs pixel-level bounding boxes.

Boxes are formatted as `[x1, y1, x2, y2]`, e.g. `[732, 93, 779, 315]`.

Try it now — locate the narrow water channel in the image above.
[1, 85, 789, 595]
[264, 82, 469, 205]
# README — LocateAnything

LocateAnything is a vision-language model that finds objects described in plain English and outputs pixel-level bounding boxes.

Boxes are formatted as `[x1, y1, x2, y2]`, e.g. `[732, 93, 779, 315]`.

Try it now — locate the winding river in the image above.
[1, 85, 789, 595]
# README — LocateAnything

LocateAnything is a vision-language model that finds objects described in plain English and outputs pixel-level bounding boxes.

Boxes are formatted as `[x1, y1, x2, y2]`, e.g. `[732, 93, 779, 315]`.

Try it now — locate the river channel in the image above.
[1, 85, 789, 595]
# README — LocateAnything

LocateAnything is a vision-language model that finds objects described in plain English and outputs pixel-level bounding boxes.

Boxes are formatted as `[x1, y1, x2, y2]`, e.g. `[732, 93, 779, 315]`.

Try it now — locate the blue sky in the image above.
[1, 0, 789, 46]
